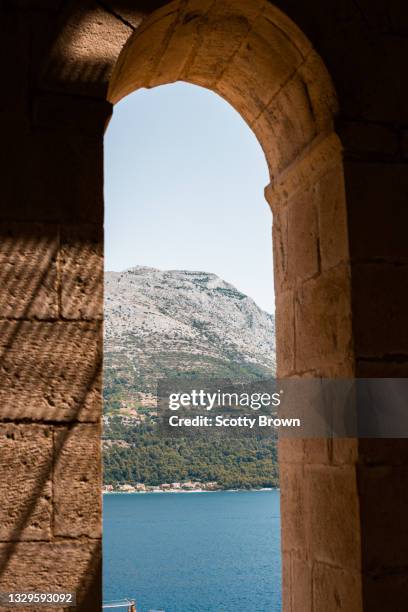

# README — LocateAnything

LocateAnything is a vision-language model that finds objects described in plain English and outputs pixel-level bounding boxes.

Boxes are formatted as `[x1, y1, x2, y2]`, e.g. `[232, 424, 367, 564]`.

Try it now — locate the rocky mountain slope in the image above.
[104, 267, 275, 412]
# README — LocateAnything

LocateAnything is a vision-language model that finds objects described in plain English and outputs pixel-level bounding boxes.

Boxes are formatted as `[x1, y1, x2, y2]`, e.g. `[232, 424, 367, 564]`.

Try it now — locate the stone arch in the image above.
[2, 1, 407, 609]
[108, 0, 353, 381]
[107, 1, 357, 609]
[109, 0, 337, 183]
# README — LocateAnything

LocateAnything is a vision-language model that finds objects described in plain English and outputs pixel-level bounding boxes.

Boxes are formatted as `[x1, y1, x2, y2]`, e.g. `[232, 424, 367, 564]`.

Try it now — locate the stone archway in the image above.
[108, 1, 357, 610]
[4, 1, 408, 609]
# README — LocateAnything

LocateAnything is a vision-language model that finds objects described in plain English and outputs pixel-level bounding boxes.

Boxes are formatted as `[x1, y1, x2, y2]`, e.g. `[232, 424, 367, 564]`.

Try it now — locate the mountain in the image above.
[104, 266, 276, 413]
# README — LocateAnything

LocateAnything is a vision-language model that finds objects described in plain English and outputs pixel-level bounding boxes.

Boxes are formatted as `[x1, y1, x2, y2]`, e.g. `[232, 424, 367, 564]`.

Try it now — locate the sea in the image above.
[103, 489, 281, 612]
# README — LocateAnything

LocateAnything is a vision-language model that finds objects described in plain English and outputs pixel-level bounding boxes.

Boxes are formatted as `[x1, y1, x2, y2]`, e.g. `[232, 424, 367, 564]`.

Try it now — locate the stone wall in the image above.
[0, 1, 407, 610]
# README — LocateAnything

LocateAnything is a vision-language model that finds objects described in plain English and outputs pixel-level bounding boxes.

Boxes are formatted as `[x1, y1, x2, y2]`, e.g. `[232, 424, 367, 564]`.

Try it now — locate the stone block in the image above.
[265, 134, 343, 212]
[262, 2, 312, 58]
[272, 185, 320, 290]
[280, 462, 307, 554]
[0, 424, 52, 541]
[106, 6, 146, 30]
[295, 265, 353, 375]
[307, 465, 361, 569]
[0, 540, 101, 609]
[278, 438, 304, 464]
[253, 75, 316, 178]
[287, 189, 319, 284]
[39, 4, 130, 99]
[60, 225, 103, 320]
[332, 439, 359, 466]
[109, 10, 179, 101]
[218, 12, 303, 125]
[53, 424, 101, 538]
[0, 320, 102, 422]
[282, 551, 291, 612]
[316, 165, 349, 271]
[272, 207, 288, 293]
[313, 563, 362, 612]
[185, 0, 263, 87]
[302, 439, 331, 466]
[351, 263, 408, 358]
[298, 50, 337, 132]
[150, 0, 216, 87]
[292, 556, 312, 612]
[0, 223, 58, 319]
[275, 289, 295, 376]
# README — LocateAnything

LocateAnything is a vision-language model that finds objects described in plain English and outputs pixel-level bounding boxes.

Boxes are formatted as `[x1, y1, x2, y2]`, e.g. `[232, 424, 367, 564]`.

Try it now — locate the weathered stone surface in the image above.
[0, 425, 52, 541]
[4, 1, 408, 610]
[273, 186, 320, 291]
[185, 0, 263, 87]
[307, 465, 361, 569]
[278, 438, 304, 465]
[295, 265, 353, 375]
[0, 540, 101, 610]
[0, 321, 102, 422]
[302, 439, 331, 466]
[280, 463, 307, 554]
[298, 50, 337, 132]
[109, 10, 180, 101]
[40, 4, 131, 99]
[316, 165, 349, 271]
[282, 551, 291, 612]
[0, 223, 58, 319]
[292, 556, 312, 612]
[253, 75, 317, 178]
[265, 134, 343, 212]
[313, 563, 362, 612]
[286, 189, 319, 284]
[217, 11, 304, 123]
[53, 424, 101, 538]
[150, 0, 217, 88]
[275, 289, 295, 376]
[272, 207, 288, 293]
[332, 439, 359, 466]
[60, 225, 103, 320]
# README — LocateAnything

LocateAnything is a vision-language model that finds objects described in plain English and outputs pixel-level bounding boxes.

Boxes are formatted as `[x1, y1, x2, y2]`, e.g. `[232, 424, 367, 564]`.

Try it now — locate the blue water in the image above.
[103, 490, 281, 612]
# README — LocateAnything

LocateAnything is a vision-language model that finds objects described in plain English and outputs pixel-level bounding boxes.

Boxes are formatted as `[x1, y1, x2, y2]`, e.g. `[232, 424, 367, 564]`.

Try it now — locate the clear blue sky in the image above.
[104, 82, 275, 313]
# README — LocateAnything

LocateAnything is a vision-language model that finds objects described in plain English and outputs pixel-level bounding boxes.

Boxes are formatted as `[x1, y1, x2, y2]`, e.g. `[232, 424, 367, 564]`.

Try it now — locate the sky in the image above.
[104, 82, 275, 313]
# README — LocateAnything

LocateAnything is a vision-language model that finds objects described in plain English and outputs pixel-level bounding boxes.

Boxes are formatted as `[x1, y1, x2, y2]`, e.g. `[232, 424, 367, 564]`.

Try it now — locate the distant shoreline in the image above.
[103, 487, 278, 495]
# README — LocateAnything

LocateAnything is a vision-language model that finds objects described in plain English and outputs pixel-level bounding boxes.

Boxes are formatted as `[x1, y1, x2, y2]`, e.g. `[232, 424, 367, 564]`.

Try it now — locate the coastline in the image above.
[103, 487, 278, 495]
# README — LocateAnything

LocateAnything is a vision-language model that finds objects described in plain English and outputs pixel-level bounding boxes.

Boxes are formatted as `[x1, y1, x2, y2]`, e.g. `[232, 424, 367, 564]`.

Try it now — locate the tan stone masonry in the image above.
[0, 1, 407, 610]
